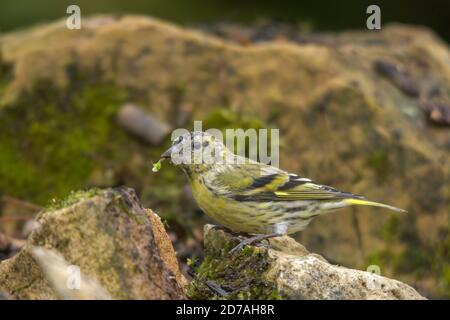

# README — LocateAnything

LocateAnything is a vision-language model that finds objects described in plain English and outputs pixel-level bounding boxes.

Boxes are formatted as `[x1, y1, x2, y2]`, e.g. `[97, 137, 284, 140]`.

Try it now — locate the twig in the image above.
[0, 233, 26, 252]
[206, 280, 229, 297]
[0, 216, 33, 221]
[1, 195, 41, 211]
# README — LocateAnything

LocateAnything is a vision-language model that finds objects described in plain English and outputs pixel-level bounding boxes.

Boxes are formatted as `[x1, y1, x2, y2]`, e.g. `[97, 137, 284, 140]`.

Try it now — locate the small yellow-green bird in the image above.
[161, 131, 405, 253]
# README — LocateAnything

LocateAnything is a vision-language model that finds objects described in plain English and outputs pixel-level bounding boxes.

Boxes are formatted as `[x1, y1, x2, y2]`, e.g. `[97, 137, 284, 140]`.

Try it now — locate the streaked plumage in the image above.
[161, 131, 405, 245]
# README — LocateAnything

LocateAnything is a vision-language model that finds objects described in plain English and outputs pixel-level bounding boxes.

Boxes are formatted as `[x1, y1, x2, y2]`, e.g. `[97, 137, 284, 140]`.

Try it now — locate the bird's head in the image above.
[161, 131, 229, 176]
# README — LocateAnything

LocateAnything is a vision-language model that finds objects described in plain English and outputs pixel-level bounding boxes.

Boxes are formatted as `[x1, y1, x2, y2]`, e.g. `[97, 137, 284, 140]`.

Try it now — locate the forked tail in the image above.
[344, 198, 407, 213]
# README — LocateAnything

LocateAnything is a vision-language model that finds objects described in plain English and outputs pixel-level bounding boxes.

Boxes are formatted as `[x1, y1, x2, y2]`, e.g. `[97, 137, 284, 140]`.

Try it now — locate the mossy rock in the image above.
[188, 225, 425, 300]
[187, 226, 282, 300]
[0, 187, 186, 299]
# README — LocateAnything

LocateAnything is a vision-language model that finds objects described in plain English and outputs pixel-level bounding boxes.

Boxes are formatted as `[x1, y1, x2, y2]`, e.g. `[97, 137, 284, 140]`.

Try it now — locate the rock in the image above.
[30, 247, 111, 300]
[0, 187, 186, 299]
[117, 104, 171, 145]
[0, 290, 13, 300]
[0, 15, 448, 298]
[188, 225, 425, 300]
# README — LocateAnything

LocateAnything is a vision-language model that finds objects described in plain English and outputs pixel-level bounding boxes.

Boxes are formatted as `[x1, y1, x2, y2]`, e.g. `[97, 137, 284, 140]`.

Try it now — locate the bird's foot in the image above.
[228, 233, 281, 255]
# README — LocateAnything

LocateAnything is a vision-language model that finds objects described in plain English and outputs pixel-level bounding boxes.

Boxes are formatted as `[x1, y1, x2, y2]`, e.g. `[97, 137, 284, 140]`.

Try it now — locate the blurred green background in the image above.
[0, 0, 449, 41]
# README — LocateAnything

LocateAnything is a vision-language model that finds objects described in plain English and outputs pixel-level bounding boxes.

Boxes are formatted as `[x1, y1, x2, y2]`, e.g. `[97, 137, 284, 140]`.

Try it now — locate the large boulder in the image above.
[0, 15, 448, 297]
[0, 187, 186, 299]
[188, 225, 425, 300]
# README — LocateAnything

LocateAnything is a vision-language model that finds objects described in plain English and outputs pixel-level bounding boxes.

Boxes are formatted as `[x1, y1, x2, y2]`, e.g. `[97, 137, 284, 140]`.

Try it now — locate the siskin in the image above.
[161, 131, 405, 253]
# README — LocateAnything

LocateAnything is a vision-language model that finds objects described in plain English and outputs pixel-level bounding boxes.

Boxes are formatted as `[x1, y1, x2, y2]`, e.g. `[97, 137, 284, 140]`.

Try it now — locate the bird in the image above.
[161, 131, 406, 253]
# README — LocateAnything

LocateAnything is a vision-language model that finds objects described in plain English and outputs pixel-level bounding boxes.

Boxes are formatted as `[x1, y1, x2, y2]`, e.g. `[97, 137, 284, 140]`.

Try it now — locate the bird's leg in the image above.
[210, 225, 245, 237]
[211, 224, 250, 240]
[209, 225, 229, 232]
[228, 233, 282, 254]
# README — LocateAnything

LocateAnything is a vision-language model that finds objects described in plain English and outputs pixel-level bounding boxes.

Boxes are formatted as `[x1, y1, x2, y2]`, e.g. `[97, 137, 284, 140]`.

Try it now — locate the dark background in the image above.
[0, 0, 449, 41]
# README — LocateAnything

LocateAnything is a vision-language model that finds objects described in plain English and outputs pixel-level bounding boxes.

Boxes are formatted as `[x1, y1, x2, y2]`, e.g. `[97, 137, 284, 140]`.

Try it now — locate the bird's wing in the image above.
[211, 163, 364, 201]
[210, 163, 288, 193]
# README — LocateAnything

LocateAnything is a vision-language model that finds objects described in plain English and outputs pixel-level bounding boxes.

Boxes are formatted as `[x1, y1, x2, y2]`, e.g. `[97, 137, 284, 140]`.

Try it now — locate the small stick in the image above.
[0, 216, 33, 221]
[206, 280, 229, 297]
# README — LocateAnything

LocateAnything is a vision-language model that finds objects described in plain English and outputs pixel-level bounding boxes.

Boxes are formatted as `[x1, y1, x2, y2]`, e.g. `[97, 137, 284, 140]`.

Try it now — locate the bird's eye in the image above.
[174, 136, 183, 144]
[192, 141, 201, 150]
[202, 141, 209, 147]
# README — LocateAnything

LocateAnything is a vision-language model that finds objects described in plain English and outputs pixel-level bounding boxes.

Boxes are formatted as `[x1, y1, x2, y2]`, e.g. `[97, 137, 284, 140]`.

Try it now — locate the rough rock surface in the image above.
[188, 225, 425, 300]
[0, 187, 186, 299]
[0, 15, 448, 297]
[30, 247, 112, 300]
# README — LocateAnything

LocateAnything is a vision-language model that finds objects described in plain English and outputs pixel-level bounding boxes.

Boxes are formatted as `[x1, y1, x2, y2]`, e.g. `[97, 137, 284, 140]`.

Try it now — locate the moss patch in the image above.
[43, 188, 102, 212]
[201, 107, 278, 160]
[0, 76, 127, 204]
[187, 237, 282, 300]
[366, 149, 391, 183]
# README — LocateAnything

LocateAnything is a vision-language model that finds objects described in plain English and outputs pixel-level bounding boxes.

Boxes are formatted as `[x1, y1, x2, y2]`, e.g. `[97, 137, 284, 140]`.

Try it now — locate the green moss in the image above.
[394, 239, 450, 299]
[201, 108, 279, 160]
[43, 188, 102, 212]
[202, 108, 267, 132]
[439, 264, 450, 298]
[0, 56, 12, 101]
[395, 248, 434, 276]
[363, 249, 396, 269]
[366, 149, 391, 182]
[0, 77, 127, 205]
[380, 215, 401, 241]
[187, 239, 282, 300]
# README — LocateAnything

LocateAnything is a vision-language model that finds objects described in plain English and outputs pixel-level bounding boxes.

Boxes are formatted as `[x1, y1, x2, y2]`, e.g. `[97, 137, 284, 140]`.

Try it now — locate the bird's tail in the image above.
[344, 198, 407, 213]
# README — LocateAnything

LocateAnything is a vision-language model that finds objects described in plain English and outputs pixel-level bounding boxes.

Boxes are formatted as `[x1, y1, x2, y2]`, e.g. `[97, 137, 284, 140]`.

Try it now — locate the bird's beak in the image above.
[161, 146, 173, 159]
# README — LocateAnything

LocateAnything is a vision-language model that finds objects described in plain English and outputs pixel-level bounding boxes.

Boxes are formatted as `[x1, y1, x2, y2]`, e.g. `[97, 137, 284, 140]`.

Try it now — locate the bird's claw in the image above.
[228, 240, 250, 255]
[228, 233, 281, 255]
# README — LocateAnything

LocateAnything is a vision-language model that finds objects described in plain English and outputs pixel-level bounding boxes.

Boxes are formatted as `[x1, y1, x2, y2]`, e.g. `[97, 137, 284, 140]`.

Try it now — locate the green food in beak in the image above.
[152, 159, 164, 172]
